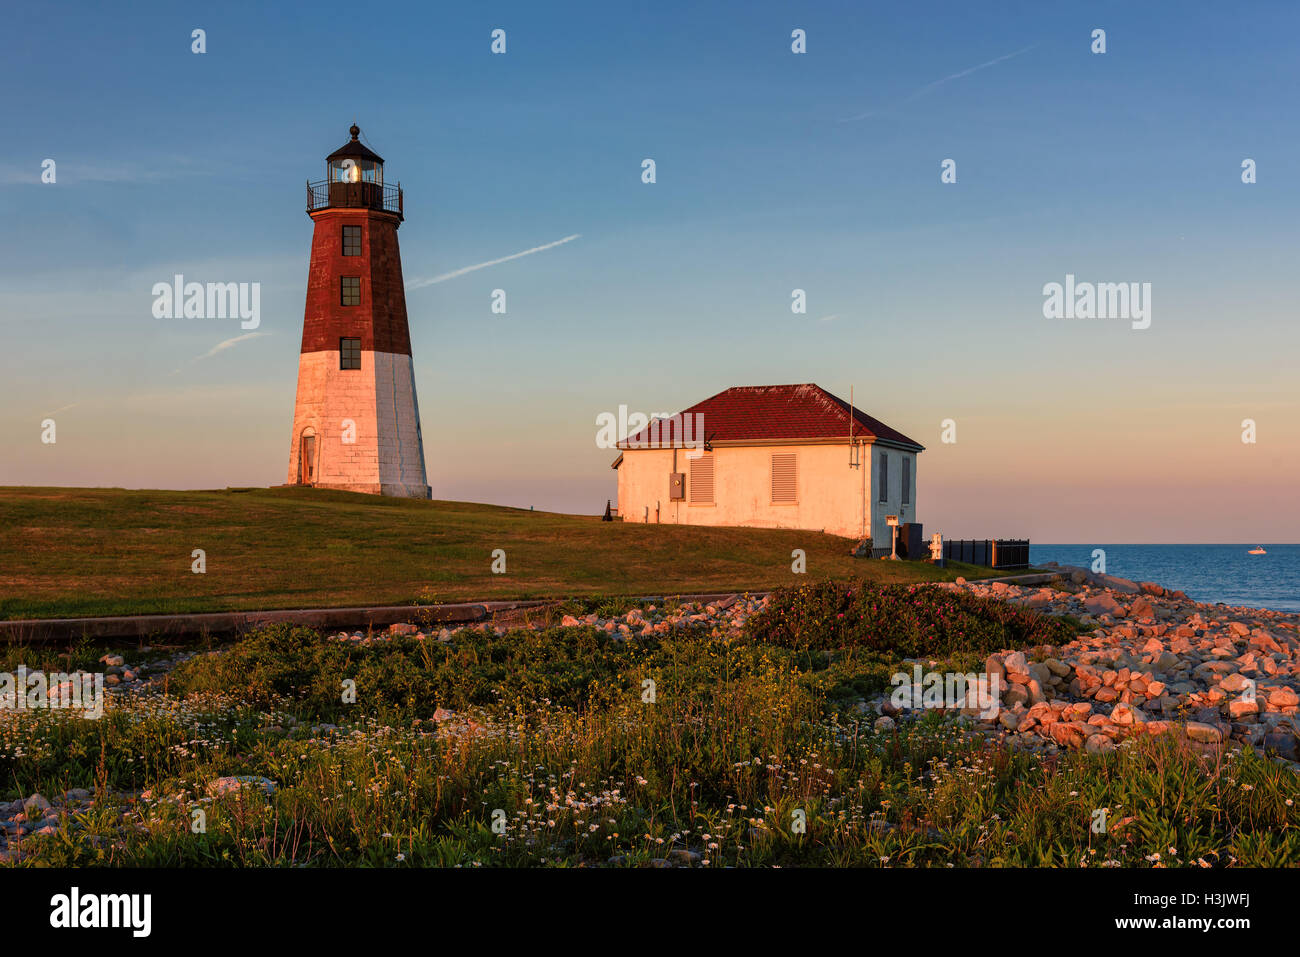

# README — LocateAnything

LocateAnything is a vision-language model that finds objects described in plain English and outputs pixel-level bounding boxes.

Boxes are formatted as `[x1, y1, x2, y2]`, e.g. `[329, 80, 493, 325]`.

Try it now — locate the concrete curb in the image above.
[0, 591, 772, 644]
[0, 601, 546, 644]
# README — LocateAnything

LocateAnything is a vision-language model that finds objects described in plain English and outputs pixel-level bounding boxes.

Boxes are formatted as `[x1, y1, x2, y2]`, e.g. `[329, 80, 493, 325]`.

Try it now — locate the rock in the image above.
[1262, 734, 1298, 760]
[387, 622, 419, 636]
[1228, 699, 1259, 720]
[1154, 652, 1182, 673]
[1095, 574, 1141, 594]
[1268, 687, 1299, 708]
[998, 711, 1022, 732]
[1085, 734, 1115, 754]
[667, 848, 701, 865]
[1109, 704, 1140, 726]
[22, 794, 51, 816]
[1084, 594, 1122, 617]
[874, 716, 895, 732]
[1051, 723, 1085, 749]
[984, 655, 1005, 680]
[1128, 596, 1155, 619]
[100, 654, 125, 667]
[1220, 673, 1252, 693]
[1003, 684, 1030, 708]
[1043, 658, 1072, 678]
[1003, 652, 1029, 677]
[206, 776, 277, 798]
[1185, 722, 1223, 744]
[1027, 678, 1047, 705]
[560, 615, 582, 627]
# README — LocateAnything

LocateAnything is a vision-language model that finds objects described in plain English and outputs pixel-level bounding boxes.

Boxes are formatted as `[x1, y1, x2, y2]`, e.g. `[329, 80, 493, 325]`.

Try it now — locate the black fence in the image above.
[307, 180, 403, 216]
[943, 539, 1030, 570]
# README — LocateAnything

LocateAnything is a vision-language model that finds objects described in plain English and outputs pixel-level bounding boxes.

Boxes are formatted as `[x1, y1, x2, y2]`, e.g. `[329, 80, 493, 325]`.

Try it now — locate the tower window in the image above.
[342, 225, 362, 256]
[340, 337, 361, 370]
[341, 276, 360, 306]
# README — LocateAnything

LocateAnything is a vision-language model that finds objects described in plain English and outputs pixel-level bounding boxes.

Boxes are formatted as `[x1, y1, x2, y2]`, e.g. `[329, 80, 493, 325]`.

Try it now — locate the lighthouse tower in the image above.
[286, 125, 430, 498]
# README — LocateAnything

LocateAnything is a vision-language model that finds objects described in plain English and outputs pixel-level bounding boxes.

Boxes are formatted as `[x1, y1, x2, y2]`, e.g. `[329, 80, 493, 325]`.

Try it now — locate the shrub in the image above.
[165, 622, 660, 721]
[744, 579, 1074, 658]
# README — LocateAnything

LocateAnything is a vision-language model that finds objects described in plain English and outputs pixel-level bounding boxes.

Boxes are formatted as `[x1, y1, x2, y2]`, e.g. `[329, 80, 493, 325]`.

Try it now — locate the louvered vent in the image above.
[690, 454, 715, 504]
[771, 453, 797, 504]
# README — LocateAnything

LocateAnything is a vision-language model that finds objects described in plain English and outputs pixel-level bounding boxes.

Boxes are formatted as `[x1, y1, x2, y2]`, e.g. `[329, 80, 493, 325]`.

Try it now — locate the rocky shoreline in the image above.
[325, 565, 1300, 769]
[922, 565, 1300, 766]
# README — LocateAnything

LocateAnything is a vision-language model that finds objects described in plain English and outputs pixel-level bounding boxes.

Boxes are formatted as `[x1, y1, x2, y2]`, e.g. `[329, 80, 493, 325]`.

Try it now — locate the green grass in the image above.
[0, 486, 1002, 619]
[4, 614, 1297, 868]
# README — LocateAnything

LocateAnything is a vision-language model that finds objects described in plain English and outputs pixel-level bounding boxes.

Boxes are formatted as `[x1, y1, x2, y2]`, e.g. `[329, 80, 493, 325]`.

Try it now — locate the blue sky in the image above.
[4, 0, 1298, 541]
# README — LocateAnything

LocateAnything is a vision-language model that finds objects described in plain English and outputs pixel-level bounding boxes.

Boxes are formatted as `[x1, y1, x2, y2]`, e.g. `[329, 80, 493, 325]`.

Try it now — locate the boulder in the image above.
[1003, 652, 1029, 677]
[1085, 734, 1116, 754]
[1184, 722, 1223, 744]
[1084, 594, 1123, 617]
[206, 776, 277, 798]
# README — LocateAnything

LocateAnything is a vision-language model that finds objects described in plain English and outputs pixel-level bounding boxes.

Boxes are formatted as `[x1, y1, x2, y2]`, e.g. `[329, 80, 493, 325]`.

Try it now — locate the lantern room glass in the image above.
[329, 157, 383, 186]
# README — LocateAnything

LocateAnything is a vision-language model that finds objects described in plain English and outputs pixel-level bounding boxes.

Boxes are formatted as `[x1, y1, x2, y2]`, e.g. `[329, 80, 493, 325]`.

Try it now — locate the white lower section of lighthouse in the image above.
[285, 351, 431, 498]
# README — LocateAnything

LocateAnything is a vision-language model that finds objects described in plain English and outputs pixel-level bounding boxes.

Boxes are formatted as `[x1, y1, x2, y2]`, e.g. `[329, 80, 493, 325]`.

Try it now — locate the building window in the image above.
[878, 452, 889, 503]
[342, 225, 362, 256]
[689, 454, 714, 504]
[340, 337, 361, 370]
[771, 453, 797, 504]
[341, 276, 361, 306]
[902, 457, 912, 506]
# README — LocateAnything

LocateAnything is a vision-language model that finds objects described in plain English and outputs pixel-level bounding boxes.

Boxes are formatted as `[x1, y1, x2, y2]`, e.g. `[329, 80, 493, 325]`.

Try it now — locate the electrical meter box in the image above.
[669, 473, 685, 500]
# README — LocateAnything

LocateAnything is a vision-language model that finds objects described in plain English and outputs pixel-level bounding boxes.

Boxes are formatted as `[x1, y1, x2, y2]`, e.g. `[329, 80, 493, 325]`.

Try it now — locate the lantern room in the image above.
[307, 123, 403, 220]
[328, 124, 384, 184]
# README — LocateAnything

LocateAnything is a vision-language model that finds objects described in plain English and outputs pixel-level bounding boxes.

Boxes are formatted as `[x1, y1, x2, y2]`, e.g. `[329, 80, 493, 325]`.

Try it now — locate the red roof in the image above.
[618, 384, 924, 450]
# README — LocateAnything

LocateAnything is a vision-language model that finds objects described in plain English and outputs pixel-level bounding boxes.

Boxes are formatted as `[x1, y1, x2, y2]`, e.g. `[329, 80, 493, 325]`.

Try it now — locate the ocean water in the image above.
[1029, 545, 1300, 614]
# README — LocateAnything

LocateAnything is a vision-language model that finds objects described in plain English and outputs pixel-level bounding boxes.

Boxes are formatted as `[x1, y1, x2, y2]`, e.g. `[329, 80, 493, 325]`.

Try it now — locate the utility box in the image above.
[668, 473, 685, 500]
[896, 523, 924, 560]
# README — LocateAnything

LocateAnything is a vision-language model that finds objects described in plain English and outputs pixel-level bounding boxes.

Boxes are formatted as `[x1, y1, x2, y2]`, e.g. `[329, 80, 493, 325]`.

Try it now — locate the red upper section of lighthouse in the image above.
[299, 126, 413, 357]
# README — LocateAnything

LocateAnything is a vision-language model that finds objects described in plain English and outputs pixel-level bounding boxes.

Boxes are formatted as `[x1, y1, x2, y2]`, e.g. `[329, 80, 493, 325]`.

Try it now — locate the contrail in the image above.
[169, 332, 269, 375]
[841, 45, 1037, 122]
[407, 234, 581, 289]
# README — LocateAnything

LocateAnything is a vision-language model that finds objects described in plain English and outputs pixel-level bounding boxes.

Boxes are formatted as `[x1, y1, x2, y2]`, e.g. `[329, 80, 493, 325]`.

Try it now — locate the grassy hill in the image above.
[1, 486, 998, 619]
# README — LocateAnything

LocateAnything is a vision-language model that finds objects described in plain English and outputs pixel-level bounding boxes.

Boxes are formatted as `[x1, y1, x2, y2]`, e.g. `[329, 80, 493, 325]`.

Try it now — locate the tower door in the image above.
[300, 433, 316, 484]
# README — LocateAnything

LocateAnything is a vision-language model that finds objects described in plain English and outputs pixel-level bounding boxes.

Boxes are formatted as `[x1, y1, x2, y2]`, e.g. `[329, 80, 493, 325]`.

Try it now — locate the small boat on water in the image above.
[1248, 546, 1267, 555]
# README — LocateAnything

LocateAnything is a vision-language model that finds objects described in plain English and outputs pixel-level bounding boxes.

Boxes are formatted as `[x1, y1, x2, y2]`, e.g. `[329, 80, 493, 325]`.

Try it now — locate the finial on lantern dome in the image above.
[349, 124, 360, 141]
